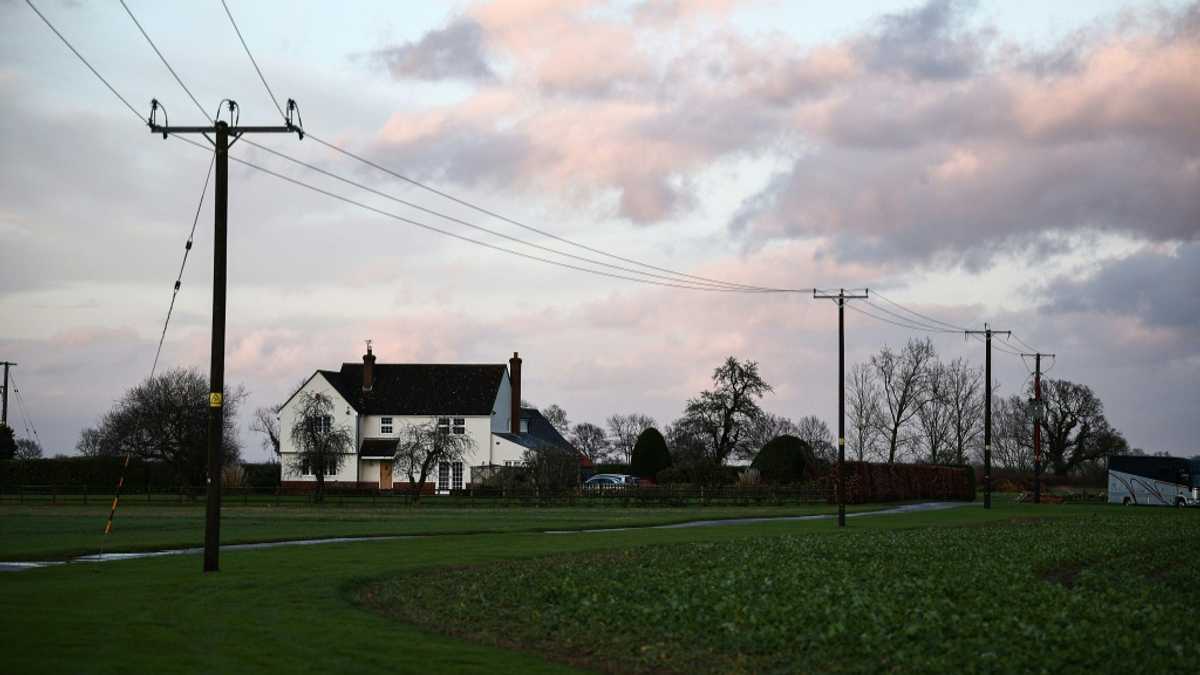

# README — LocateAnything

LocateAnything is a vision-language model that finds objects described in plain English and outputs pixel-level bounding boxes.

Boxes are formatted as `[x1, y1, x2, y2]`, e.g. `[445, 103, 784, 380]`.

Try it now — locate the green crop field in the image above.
[2, 501, 1194, 674]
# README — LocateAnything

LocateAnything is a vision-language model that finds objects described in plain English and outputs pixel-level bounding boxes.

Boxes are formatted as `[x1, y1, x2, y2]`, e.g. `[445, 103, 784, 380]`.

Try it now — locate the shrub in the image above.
[630, 427, 671, 479]
[751, 435, 816, 484]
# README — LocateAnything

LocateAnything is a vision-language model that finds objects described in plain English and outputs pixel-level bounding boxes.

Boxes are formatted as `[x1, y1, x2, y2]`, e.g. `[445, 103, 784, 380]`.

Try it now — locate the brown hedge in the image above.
[821, 462, 975, 503]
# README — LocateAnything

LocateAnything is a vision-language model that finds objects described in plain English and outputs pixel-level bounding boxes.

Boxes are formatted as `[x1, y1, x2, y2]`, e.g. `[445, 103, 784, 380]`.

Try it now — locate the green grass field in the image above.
[2, 500, 1194, 673]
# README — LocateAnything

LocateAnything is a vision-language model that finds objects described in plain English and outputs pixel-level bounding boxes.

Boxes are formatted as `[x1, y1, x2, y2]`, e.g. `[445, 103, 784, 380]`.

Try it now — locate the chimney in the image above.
[509, 351, 521, 434]
[363, 342, 376, 393]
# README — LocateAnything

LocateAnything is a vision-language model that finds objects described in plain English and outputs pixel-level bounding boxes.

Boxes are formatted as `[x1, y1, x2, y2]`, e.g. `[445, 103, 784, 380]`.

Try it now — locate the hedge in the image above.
[0, 457, 281, 490]
[823, 462, 975, 503]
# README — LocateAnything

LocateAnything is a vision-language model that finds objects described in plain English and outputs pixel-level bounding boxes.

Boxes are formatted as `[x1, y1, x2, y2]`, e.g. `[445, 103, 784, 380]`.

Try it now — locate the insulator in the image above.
[185, 240, 192, 250]
[174, 281, 181, 291]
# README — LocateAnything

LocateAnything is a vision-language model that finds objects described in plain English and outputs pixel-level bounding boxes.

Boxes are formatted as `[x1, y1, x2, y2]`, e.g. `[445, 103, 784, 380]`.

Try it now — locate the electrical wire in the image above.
[150, 151, 216, 378]
[219, 0, 286, 121]
[239, 138, 791, 292]
[8, 373, 42, 449]
[870, 290, 970, 332]
[863, 298, 961, 334]
[118, 0, 212, 123]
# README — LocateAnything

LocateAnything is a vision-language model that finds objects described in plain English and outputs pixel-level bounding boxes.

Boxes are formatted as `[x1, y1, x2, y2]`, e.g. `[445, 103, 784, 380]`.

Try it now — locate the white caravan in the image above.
[1108, 456, 1200, 507]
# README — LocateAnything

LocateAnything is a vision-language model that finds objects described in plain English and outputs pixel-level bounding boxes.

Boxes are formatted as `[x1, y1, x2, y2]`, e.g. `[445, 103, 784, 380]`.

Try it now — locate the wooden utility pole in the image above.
[814, 289, 869, 527]
[966, 324, 1011, 509]
[0, 361, 14, 427]
[1021, 352, 1054, 504]
[149, 99, 303, 572]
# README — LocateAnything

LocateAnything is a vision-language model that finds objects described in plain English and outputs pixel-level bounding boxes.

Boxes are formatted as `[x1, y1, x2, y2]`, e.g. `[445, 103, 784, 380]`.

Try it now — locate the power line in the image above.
[151, 150, 216, 378]
[863, 298, 961, 333]
[118, 0, 212, 123]
[870, 290, 970, 332]
[8, 372, 41, 448]
[219, 0, 285, 121]
[240, 138, 792, 292]
[305, 133, 784, 292]
[24, 0, 143, 120]
[217, 3, 788, 293]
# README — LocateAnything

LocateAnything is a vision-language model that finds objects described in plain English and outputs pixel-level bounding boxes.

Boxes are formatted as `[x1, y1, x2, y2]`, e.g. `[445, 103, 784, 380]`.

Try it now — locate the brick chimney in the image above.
[362, 342, 376, 393]
[509, 351, 521, 434]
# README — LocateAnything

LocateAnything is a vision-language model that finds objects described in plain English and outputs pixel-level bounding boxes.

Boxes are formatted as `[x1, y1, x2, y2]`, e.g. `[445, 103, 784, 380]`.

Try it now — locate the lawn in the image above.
[0, 501, 1186, 673]
[0, 501, 890, 560]
[363, 507, 1200, 673]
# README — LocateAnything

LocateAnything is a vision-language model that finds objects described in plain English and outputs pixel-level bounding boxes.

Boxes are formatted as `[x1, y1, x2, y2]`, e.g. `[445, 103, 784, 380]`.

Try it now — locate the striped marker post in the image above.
[103, 454, 132, 536]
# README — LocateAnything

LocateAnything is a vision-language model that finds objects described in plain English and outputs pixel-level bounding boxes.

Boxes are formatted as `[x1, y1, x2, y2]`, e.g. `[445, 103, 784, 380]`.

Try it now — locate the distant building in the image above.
[278, 347, 584, 492]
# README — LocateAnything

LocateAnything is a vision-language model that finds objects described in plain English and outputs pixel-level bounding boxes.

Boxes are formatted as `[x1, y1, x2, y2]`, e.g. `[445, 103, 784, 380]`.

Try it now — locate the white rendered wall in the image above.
[279, 372, 359, 482]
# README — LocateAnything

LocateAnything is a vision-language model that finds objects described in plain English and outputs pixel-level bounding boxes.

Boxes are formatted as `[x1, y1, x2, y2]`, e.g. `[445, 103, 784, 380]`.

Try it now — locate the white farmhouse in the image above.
[279, 347, 581, 493]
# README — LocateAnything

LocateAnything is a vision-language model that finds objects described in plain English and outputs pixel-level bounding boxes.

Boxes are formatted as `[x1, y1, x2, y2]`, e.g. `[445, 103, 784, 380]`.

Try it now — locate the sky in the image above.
[1, 0, 1197, 461]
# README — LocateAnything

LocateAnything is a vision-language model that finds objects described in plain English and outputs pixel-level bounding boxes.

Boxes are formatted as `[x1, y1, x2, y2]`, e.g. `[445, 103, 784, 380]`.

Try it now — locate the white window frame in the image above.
[380, 416, 393, 434]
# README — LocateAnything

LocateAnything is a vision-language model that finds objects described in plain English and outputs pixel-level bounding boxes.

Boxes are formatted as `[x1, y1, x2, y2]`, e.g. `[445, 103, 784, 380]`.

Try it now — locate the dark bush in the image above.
[630, 428, 671, 480]
[830, 462, 974, 503]
[594, 463, 632, 475]
[751, 435, 816, 484]
[655, 462, 738, 486]
[242, 462, 281, 488]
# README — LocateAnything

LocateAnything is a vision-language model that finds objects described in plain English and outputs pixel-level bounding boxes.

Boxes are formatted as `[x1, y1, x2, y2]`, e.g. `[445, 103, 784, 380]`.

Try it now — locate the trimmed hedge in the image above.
[630, 428, 671, 480]
[751, 435, 817, 484]
[826, 462, 974, 503]
[0, 457, 281, 490]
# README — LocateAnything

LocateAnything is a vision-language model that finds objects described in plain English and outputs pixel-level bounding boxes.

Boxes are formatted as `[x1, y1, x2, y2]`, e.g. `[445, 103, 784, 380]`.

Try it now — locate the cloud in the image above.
[371, 18, 495, 82]
[855, 0, 988, 80]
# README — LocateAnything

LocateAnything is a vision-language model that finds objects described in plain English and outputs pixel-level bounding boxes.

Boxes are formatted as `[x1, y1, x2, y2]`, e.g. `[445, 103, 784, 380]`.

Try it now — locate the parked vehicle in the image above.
[1108, 456, 1200, 507]
[583, 473, 639, 488]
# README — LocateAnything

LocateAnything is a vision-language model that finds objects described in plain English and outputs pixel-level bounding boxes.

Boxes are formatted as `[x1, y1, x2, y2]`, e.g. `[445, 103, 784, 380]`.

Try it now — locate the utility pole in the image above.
[813, 288, 869, 527]
[149, 99, 303, 572]
[0, 361, 15, 427]
[1021, 352, 1054, 504]
[965, 324, 1010, 509]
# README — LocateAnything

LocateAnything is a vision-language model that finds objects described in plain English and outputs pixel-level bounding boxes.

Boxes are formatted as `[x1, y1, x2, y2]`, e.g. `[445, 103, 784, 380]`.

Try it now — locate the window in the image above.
[438, 461, 450, 490]
[437, 417, 450, 435]
[437, 417, 466, 435]
[305, 415, 331, 433]
[519, 419, 529, 433]
[300, 457, 339, 477]
[452, 462, 463, 490]
[380, 417, 393, 434]
[453, 417, 466, 435]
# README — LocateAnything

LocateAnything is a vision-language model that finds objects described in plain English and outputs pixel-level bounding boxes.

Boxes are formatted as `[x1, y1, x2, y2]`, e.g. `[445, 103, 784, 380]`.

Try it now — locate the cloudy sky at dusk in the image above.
[1, 0, 1197, 460]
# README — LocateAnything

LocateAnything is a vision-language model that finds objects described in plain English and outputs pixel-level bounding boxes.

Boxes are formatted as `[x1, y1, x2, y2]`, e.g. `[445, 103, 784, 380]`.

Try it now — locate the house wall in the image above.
[491, 369, 512, 436]
[491, 435, 532, 467]
[358, 414, 494, 487]
[279, 373, 359, 483]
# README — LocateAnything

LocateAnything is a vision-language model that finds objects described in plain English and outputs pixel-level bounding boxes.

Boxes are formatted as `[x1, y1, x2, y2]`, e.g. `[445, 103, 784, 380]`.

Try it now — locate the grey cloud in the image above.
[856, 0, 988, 80]
[372, 18, 494, 82]
[1046, 243, 1200, 331]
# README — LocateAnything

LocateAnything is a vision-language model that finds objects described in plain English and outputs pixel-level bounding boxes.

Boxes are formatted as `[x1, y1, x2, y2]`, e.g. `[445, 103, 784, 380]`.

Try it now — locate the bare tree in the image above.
[872, 338, 935, 463]
[847, 363, 883, 462]
[75, 427, 103, 457]
[14, 438, 43, 460]
[85, 367, 245, 485]
[743, 413, 800, 459]
[794, 415, 835, 463]
[540, 404, 570, 436]
[393, 422, 475, 503]
[945, 357, 983, 465]
[250, 406, 282, 461]
[606, 413, 657, 464]
[680, 357, 773, 465]
[287, 391, 354, 502]
[916, 361, 955, 464]
[1039, 379, 1121, 476]
[570, 422, 610, 463]
[522, 442, 579, 493]
[992, 394, 1034, 471]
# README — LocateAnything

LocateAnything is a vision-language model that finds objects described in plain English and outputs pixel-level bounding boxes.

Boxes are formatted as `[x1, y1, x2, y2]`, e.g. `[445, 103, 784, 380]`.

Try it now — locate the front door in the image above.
[379, 462, 393, 490]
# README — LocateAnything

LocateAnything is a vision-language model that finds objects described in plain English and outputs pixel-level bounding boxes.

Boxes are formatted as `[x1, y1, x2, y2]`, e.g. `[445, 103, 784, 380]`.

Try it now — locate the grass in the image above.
[0, 500, 1182, 673]
[0, 501, 889, 560]
[364, 506, 1200, 674]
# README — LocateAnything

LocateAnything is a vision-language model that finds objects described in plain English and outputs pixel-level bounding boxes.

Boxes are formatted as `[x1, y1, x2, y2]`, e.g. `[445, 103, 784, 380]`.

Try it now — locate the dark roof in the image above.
[319, 363, 506, 416]
[495, 407, 591, 466]
[359, 439, 395, 459]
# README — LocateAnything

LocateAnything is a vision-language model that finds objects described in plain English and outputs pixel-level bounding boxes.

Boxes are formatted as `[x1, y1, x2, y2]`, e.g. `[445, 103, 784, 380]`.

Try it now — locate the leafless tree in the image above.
[606, 413, 657, 464]
[743, 413, 799, 460]
[522, 442, 579, 493]
[288, 391, 354, 502]
[1039, 379, 1124, 476]
[847, 363, 883, 462]
[992, 394, 1034, 471]
[916, 361, 955, 464]
[393, 421, 475, 503]
[680, 356, 773, 465]
[871, 338, 935, 463]
[14, 438, 43, 460]
[945, 357, 983, 465]
[75, 427, 103, 457]
[794, 415, 835, 463]
[250, 406, 281, 461]
[540, 404, 570, 436]
[85, 367, 244, 485]
[570, 422, 610, 463]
